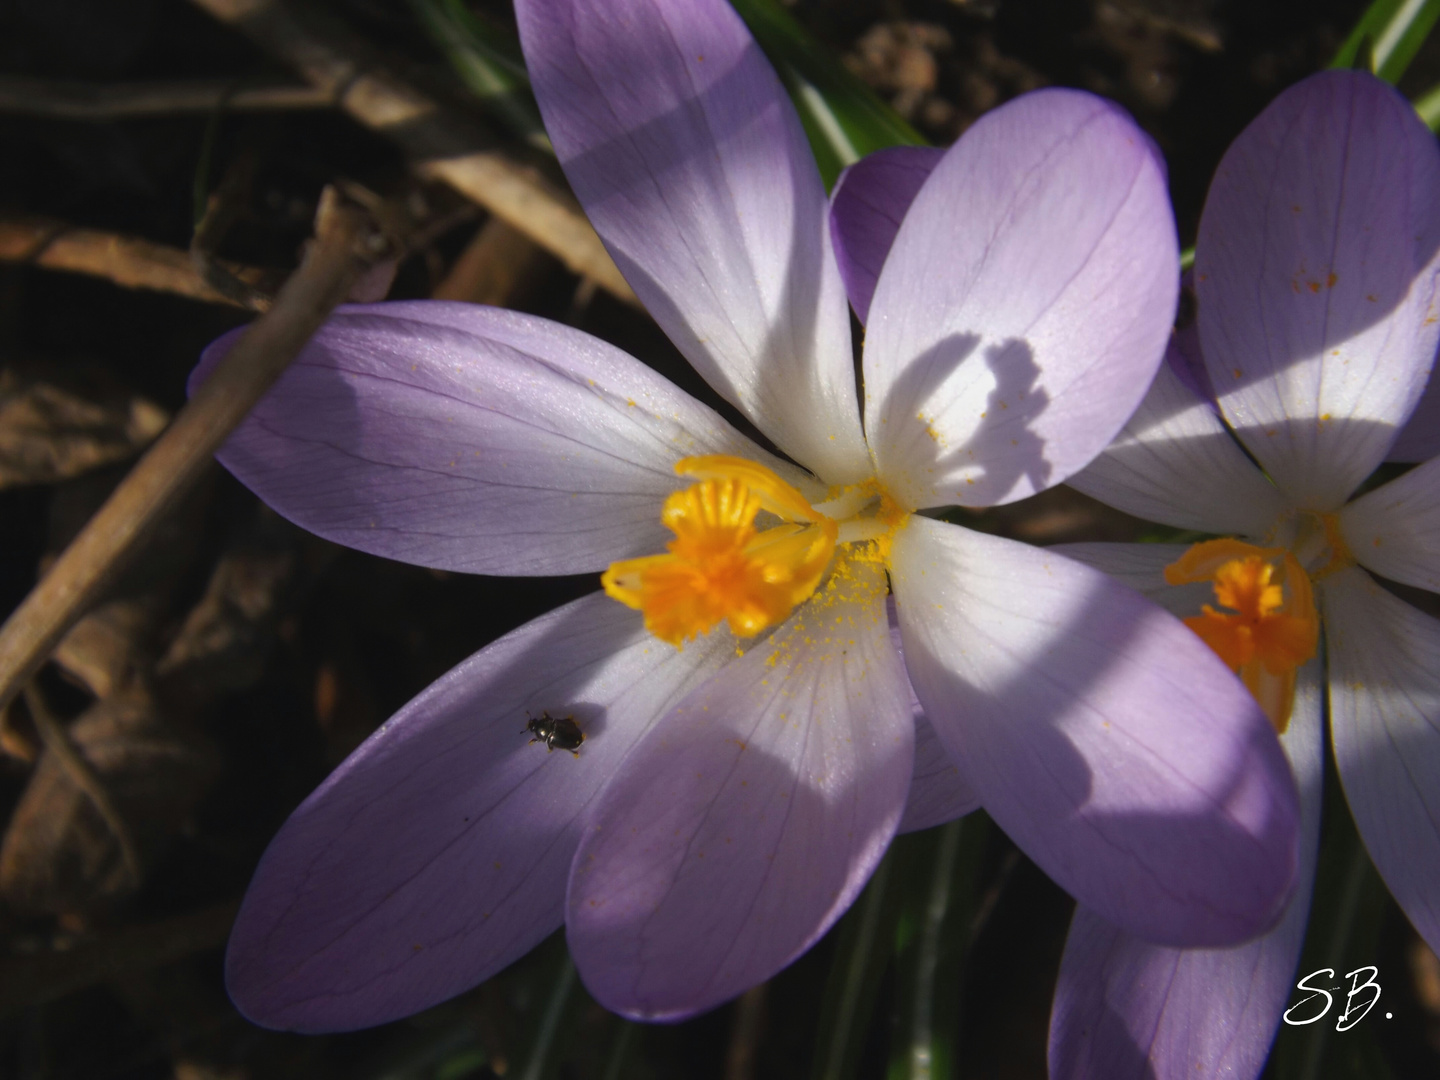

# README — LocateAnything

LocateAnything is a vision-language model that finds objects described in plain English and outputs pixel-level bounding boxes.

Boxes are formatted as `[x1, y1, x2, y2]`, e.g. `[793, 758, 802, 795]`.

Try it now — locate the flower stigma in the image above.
[1165, 538, 1320, 732]
[602, 455, 906, 646]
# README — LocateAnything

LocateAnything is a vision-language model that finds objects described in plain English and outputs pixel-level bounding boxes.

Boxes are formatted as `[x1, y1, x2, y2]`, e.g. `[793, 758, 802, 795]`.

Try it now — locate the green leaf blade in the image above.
[1330, 0, 1440, 83]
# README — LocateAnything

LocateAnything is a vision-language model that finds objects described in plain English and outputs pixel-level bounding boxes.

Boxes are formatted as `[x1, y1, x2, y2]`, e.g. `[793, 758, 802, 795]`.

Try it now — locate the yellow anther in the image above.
[1166, 539, 1319, 733]
[674, 455, 822, 523]
[602, 456, 838, 646]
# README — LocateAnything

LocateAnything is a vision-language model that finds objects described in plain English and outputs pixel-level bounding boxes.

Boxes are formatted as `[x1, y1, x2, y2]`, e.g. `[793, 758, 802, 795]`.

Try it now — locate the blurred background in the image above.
[1, 1, 1438, 1077]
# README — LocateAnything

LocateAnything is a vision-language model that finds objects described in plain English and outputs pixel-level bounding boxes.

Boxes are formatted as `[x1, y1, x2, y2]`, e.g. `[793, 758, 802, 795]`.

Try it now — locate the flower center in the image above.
[602, 455, 903, 646]
[1165, 539, 1320, 733]
[1272, 509, 1355, 580]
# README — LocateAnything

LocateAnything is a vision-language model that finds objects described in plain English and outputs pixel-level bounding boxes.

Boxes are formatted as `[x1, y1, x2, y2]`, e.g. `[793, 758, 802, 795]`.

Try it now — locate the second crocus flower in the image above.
[1043, 69, 1440, 1079]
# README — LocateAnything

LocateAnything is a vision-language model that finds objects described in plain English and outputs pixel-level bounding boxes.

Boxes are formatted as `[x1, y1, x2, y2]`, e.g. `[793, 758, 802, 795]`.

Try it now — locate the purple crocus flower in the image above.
[972, 69, 1436, 1079]
[207, 0, 1300, 1031]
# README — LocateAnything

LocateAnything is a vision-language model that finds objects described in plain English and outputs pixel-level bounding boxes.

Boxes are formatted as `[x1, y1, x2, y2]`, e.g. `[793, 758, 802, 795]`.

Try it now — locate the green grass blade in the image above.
[601, 1021, 639, 1080]
[440, 0, 528, 79]
[191, 88, 230, 230]
[811, 849, 902, 1080]
[515, 950, 579, 1080]
[410, 0, 552, 152]
[416, 0, 923, 184]
[1330, 0, 1440, 83]
[1413, 81, 1440, 128]
[893, 822, 963, 1080]
[885, 815, 989, 1080]
[1266, 725, 1397, 1080]
[728, 0, 926, 187]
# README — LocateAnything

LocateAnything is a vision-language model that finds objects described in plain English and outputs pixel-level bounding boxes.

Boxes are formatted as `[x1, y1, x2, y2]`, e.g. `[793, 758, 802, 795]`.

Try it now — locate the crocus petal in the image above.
[889, 516, 1299, 945]
[863, 89, 1178, 510]
[899, 714, 981, 833]
[828, 145, 944, 324]
[1391, 368, 1440, 462]
[1340, 455, 1440, 593]
[1067, 340, 1286, 535]
[1163, 279, 1219, 407]
[1052, 542, 1216, 620]
[1196, 70, 1440, 509]
[887, 599, 980, 832]
[515, 0, 870, 485]
[566, 566, 913, 1019]
[1049, 659, 1323, 1080]
[197, 302, 806, 576]
[1324, 567, 1440, 953]
[225, 592, 733, 1032]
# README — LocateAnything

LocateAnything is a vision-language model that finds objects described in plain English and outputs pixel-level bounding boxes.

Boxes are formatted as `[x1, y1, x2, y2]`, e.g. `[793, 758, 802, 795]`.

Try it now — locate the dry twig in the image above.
[0, 188, 391, 718]
[0, 75, 333, 120]
[0, 215, 274, 310]
[186, 0, 635, 304]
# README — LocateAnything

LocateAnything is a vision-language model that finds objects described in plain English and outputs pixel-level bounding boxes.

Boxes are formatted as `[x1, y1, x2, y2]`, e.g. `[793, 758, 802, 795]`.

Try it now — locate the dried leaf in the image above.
[0, 698, 219, 915]
[0, 700, 38, 761]
[432, 216, 553, 306]
[0, 900, 238, 1015]
[155, 512, 301, 704]
[0, 365, 168, 489]
[313, 645, 381, 764]
[52, 597, 157, 701]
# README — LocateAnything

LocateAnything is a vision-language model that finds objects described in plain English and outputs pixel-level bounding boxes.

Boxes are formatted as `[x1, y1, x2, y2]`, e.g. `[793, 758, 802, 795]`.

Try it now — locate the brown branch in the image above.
[186, 0, 637, 305]
[0, 188, 390, 719]
[0, 75, 333, 120]
[0, 215, 275, 310]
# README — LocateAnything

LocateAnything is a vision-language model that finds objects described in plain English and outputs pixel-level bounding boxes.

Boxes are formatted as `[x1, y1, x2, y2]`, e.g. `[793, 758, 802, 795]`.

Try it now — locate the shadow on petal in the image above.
[225, 591, 732, 1032]
[521, 0, 869, 484]
[196, 303, 804, 577]
[567, 575, 913, 1019]
[1196, 71, 1440, 508]
[892, 518, 1299, 947]
[873, 331, 1054, 509]
[1047, 658, 1324, 1080]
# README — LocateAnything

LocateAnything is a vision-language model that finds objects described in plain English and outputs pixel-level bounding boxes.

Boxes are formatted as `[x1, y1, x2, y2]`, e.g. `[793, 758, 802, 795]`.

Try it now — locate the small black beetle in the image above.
[524, 711, 584, 755]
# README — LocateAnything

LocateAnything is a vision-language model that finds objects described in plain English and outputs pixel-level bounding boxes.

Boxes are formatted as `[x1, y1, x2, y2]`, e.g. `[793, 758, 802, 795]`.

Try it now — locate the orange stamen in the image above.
[1166, 539, 1319, 733]
[602, 457, 838, 646]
